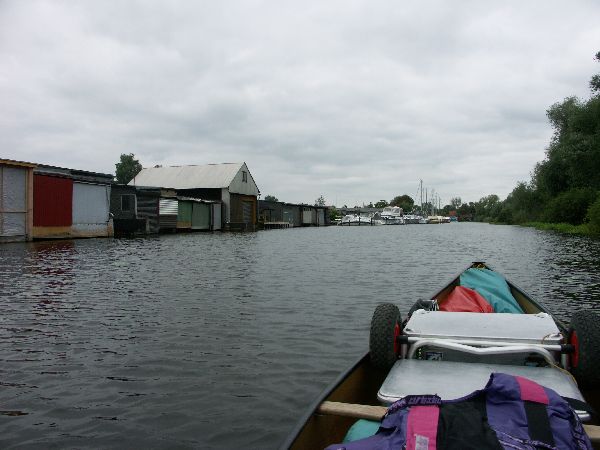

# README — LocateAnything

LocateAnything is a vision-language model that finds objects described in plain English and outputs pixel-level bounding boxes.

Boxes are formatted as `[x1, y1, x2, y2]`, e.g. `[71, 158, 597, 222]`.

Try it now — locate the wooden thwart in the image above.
[318, 401, 386, 421]
[318, 401, 600, 444]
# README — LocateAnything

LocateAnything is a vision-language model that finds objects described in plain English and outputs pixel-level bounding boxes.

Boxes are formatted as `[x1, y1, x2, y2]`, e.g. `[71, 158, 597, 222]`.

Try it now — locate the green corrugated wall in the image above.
[192, 203, 210, 230]
[178, 201, 192, 229]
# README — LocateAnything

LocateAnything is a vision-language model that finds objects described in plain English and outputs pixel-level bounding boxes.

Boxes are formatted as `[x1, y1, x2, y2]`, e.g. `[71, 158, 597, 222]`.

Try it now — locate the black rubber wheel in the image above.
[369, 303, 402, 370]
[569, 310, 600, 388]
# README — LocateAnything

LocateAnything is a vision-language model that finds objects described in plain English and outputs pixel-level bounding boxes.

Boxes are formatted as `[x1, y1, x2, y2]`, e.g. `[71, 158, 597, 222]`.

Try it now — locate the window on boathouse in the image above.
[121, 194, 135, 212]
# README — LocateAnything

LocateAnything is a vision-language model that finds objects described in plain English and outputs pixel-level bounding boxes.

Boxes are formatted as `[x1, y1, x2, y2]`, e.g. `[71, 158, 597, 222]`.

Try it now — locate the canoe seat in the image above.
[403, 310, 562, 345]
[377, 359, 589, 421]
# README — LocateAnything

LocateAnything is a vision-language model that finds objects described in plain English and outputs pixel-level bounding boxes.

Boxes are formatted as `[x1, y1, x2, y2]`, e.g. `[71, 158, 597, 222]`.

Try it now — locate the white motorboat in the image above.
[380, 207, 404, 225]
[340, 214, 383, 226]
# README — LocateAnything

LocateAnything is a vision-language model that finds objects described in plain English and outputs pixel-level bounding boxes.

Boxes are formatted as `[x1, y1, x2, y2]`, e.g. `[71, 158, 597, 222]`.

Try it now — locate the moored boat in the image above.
[380, 207, 404, 225]
[282, 262, 600, 449]
[340, 214, 384, 226]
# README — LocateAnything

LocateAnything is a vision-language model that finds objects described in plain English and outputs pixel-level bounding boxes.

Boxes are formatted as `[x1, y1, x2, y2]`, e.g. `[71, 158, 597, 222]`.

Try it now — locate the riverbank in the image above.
[520, 221, 599, 237]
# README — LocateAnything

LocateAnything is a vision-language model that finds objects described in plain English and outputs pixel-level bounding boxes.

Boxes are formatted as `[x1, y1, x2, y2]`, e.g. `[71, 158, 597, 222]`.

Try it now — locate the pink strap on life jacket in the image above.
[406, 405, 439, 450]
[515, 375, 549, 405]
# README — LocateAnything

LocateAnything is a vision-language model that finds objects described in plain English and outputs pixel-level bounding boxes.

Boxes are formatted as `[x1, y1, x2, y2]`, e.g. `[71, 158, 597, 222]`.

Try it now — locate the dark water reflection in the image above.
[0, 223, 599, 449]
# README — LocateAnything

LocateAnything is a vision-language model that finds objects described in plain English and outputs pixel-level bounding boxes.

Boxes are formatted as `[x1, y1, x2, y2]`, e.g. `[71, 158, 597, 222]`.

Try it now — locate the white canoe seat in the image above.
[377, 359, 589, 421]
[403, 310, 563, 345]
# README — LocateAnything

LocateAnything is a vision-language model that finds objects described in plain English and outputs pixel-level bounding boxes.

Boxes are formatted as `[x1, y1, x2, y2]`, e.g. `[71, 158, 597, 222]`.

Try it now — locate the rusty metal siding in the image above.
[230, 194, 256, 224]
[33, 174, 73, 226]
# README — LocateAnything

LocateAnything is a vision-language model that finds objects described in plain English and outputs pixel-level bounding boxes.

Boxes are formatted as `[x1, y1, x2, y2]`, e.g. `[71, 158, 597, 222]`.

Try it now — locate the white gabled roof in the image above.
[130, 162, 255, 190]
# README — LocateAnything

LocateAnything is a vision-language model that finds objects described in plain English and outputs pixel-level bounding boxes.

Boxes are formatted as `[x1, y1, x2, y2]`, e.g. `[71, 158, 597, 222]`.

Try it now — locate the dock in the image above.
[263, 221, 292, 229]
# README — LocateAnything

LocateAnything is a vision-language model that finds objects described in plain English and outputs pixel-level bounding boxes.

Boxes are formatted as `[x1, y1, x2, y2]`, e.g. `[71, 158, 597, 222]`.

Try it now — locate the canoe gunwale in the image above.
[279, 353, 370, 450]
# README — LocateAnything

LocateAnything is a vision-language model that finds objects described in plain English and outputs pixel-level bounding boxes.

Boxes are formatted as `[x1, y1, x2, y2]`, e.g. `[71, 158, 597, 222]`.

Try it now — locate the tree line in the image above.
[461, 52, 600, 234]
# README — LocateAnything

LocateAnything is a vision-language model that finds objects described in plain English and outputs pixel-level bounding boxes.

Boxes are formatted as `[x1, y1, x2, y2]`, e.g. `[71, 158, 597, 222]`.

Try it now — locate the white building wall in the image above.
[228, 163, 259, 196]
[72, 182, 111, 236]
[0, 166, 27, 237]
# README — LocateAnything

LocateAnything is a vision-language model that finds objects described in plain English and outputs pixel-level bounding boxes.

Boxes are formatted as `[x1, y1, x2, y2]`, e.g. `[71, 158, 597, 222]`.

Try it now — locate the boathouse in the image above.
[130, 162, 259, 231]
[259, 200, 284, 223]
[33, 165, 113, 239]
[301, 205, 328, 226]
[0, 159, 35, 243]
[283, 203, 302, 227]
[258, 202, 329, 228]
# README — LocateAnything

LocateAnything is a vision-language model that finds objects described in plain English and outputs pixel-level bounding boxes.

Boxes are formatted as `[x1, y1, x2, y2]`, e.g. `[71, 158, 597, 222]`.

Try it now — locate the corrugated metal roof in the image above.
[130, 163, 245, 189]
[34, 164, 113, 184]
[0, 159, 37, 168]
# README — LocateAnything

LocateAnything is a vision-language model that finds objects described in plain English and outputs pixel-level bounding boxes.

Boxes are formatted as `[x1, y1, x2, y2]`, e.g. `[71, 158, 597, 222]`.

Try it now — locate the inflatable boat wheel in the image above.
[369, 303, 402, 370]
[569, 309, 600, 388]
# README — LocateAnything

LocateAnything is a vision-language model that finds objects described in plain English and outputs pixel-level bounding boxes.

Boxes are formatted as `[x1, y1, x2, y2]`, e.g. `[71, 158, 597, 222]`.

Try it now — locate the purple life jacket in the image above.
[326, 373, 592, 450]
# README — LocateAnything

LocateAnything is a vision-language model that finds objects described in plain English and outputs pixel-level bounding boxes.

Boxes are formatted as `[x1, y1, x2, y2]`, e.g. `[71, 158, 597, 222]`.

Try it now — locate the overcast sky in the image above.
[1, 1, 599, 207]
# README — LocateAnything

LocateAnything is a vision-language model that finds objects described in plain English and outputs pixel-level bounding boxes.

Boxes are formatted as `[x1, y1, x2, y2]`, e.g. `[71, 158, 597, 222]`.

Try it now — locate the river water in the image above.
[1, 223, 599, 449]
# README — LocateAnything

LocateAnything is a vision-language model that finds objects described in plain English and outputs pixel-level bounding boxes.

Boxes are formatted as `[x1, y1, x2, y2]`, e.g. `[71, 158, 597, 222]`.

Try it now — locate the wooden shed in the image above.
[110, 184, 149, 236]
[259, 200, 284, 223]
[130, 162, 259, 231]
[0, 159, 35, 243]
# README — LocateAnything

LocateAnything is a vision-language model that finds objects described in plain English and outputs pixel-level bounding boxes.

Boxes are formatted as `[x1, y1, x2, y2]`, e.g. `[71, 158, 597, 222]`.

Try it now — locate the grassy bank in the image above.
[520, 222, 595, 236]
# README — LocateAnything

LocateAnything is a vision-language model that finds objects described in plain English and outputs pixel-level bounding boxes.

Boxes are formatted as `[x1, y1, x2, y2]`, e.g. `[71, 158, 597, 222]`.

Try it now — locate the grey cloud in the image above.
[1, 0, 600, 205]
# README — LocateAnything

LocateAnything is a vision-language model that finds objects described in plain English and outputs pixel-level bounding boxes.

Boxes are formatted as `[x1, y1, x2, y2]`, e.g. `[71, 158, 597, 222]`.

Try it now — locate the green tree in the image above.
[502, 182, 543, 223]
[458, 202, 475, 221]
[264, 195, 278, 202]
[329, 206, 340, 220]
[315, 195, 326, 206]
[533, 52, 600, 199]
[543, 188, 597, 225]
[450, 197, 462, 209]
[474, 194, 500, 221]
[390, 195, 414, 212]
[374, 200, 389, 208]
[589, 51, 600, 94]
[115, 153, 142, 184]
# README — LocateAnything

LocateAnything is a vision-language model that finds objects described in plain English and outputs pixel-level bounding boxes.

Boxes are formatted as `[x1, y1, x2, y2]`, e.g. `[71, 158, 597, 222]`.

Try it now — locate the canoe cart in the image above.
[282, 262, 600, 449]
